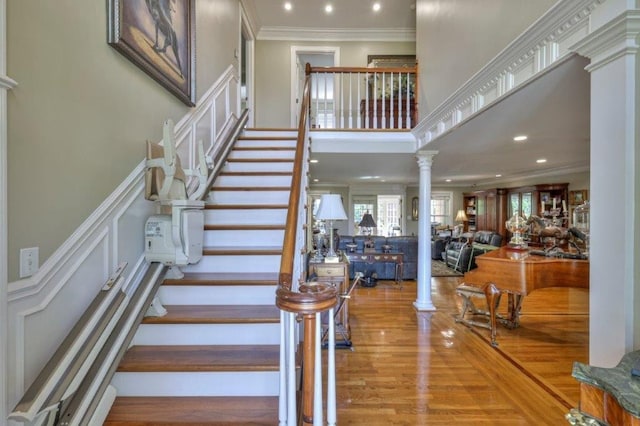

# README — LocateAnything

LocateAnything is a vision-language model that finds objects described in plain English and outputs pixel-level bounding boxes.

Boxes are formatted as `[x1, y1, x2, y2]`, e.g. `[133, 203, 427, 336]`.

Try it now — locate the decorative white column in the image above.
[571, 9, 640, 366]
[414, 151, 438, 311]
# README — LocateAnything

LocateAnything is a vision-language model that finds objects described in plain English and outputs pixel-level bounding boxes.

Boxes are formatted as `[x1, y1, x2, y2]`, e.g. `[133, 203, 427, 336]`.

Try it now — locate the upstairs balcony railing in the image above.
[307, 63, 418, 130]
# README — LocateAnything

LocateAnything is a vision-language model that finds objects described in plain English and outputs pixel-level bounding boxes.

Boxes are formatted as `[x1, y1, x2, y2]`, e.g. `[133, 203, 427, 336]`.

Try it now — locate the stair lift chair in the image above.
[144, 119, 209, 280]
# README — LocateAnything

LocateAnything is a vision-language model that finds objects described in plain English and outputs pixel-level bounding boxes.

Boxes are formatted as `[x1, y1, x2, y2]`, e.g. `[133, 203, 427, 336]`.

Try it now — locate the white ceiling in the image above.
[242, 0, 416, 36]
[242, 1, 591, 188]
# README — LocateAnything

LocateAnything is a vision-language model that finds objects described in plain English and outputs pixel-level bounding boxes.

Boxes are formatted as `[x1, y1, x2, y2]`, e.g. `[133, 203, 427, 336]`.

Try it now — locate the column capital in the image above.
[416, 150, 438, 168]
[571, 10, 640, 72]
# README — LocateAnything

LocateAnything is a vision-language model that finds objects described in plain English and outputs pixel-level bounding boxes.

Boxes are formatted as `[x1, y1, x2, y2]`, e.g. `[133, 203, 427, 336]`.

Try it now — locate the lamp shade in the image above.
[358, 213, 377, 228]
[316, 194, 348, 221]
[455, 209, 468, 222]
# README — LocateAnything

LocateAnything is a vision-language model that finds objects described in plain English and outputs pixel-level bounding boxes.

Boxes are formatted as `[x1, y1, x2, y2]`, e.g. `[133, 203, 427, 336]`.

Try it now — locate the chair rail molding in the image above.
[412, 0, 606, 148]
[5, 65, 239, 417]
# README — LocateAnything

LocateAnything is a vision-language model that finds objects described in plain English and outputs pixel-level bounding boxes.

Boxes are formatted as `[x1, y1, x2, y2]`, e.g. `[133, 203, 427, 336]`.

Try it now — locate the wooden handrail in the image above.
[277, 65, 311, 291]
[309, 65, 417, 74]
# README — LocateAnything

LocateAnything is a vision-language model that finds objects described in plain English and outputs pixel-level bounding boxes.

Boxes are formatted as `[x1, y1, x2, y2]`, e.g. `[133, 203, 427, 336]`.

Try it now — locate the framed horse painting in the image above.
[108, 0, 196, 106]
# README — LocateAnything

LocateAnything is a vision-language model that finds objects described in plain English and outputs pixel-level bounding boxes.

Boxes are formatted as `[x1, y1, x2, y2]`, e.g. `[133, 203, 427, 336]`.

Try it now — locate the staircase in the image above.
[105, 129, 299, 425]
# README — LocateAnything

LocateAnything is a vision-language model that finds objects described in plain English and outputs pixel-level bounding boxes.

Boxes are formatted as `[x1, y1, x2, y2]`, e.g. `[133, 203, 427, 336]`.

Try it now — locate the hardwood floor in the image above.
[332, 276, 589, 425]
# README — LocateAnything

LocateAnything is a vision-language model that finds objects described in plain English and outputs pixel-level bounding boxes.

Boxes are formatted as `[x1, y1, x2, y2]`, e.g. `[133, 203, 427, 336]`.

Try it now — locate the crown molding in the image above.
[571, 9, 640, 72]
[414, 0, 604, 145]
[258, 26, 415, 42]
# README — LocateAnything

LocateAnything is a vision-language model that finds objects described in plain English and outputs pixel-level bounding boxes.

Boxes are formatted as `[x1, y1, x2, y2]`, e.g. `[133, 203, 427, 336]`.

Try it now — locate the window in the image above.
[430, 192, 452, 226]
[311, 73, 335, 128]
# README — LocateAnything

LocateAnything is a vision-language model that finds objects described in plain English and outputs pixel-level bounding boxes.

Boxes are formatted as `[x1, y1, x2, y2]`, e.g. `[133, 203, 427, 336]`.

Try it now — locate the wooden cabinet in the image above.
[308, 259, 350, 341]
[508, 183, 569, 224]
[463, 189, 506, 234]
[360, 98, 416, 129]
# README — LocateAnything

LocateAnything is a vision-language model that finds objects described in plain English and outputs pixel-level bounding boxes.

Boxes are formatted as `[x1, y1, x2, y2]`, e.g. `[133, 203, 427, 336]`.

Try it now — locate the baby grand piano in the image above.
[456, 246, 589, 346]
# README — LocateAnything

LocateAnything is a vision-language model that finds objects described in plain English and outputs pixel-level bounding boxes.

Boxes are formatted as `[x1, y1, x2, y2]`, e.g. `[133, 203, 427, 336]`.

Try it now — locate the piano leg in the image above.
[505, 293, 524, 329]
[484, 283, 501, 347]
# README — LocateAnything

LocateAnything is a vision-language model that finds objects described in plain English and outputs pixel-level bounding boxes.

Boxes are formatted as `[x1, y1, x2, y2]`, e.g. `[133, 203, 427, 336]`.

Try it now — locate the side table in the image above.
[309, 256, 351, 347]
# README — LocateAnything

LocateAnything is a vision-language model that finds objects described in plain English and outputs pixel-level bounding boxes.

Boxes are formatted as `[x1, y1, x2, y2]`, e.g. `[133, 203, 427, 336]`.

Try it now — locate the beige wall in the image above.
[6, 0, 240, 281]
[254, 40, 415, 127]
[416, 0, 557, 116]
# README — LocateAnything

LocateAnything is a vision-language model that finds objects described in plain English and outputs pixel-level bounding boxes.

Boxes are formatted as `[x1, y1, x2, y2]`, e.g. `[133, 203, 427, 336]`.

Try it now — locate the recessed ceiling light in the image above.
[310, 159, 318, 163]
[313, 178, 319, 182]
[495, 174, 502, 178]
[513, 135, 528, 142]
[445, 179, 452, 182]
[536, 158, 547, 163]
[284, 2, 292, 11]
[373, 2, 381, 12]
[325, 4, 333, 13]
[360, 175, 380, 180]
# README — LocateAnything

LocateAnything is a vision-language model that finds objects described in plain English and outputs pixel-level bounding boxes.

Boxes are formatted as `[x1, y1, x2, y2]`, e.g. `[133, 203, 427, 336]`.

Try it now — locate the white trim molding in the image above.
[413, 0, 605, 147]
[5, 65, 239, 416]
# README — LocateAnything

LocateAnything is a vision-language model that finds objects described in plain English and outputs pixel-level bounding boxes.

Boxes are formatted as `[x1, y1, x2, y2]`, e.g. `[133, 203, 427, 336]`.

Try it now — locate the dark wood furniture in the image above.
[457, 246, 589, 346]
[346, 252, 403, 284]
[360, 98, 416, 129]
[309, 258, 351, 343]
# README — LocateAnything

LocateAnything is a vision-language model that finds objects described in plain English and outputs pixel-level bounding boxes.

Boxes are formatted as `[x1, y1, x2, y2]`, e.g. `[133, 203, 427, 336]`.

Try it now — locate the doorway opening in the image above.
[290, 46, 340, 127]
[353, 195, 403, 237]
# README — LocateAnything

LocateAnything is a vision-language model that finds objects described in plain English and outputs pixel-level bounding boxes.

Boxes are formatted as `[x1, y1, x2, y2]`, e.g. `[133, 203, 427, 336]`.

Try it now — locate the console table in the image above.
[346, 252, 404, 284]
[359, 98, 416, 129]
[308, 258, 351, 346]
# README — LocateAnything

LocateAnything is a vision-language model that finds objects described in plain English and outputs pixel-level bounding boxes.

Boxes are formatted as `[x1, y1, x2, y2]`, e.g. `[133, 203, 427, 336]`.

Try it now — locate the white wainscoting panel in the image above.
[6, 65, 239, 418]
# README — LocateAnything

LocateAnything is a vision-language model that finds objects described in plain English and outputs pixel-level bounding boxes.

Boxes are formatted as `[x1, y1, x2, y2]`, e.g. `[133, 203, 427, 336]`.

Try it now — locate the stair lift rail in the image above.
[9, 111, 250, 426]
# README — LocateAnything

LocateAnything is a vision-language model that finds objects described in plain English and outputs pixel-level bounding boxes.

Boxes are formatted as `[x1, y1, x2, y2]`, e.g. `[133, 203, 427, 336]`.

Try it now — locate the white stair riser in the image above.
[205, 209, 287, 225]
[194, 255, 281, 272]
[236, 140, 296, 149]
[229, 150, 295, 160]
[214, 175, 292, 187]
[158, 285, 278, 305]
[242, 130, 297, 138]
[204, 230, 284, 247]
[222, 162, 293, 173]
[112, 371, 279, 396]
[208, 191, 290, 205]
[133, 323, 280, 346]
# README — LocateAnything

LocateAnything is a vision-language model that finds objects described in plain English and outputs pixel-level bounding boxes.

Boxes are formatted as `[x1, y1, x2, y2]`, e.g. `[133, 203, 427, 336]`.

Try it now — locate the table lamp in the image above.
[359, 212, 377, 252]
[455, 209, 468, 234]
[316, 194, 348, 262]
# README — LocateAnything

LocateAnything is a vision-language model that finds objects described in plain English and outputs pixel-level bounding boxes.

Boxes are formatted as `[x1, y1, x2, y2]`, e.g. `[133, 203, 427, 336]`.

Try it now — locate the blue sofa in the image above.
[338, 235, 418, 280]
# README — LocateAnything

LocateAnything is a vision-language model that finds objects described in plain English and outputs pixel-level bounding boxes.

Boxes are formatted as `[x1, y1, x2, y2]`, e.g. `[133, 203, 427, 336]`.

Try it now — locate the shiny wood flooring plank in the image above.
[331, 277, 588, 424]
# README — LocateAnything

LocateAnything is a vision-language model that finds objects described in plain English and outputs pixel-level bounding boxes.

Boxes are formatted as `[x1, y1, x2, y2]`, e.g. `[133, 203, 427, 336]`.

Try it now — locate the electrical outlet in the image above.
[19, 247, 39, 278]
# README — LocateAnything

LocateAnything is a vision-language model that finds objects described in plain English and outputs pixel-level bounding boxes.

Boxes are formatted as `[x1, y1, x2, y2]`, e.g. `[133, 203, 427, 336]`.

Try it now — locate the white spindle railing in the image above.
[309, 66, 417, 130]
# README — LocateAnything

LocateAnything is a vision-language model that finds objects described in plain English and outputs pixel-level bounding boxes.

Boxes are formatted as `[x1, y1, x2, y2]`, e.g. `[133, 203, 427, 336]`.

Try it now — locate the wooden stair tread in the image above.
[163, 272, 279, 286]
[104, 396, 279, 425]
[211, 186, 290, 191]
[204, 224, 284, 231]
[203, 247, 282, 255]
[233, 147, 295, 151]
[219, 171, 292, 176]
[226, 158, 293, 163]
[117, 345, 280, 372]
[205, 204, 287, 210]
[143, 305, 280, 324]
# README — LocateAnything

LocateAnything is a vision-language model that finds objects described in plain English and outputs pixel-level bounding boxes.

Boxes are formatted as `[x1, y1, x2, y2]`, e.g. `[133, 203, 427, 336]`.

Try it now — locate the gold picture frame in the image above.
[108, 0, 196, 106]
[570, 190, 588, 205]
[411, 197, 419, 221]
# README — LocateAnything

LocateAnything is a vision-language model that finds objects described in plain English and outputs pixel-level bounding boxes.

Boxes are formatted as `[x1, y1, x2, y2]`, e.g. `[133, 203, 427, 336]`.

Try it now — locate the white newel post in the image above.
[414, 151, 438, 311]
[571, 9, 640, 366]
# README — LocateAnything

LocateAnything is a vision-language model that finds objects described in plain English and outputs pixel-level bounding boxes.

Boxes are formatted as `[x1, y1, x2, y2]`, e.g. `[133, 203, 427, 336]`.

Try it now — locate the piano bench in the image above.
[456, 284, 491, 319]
